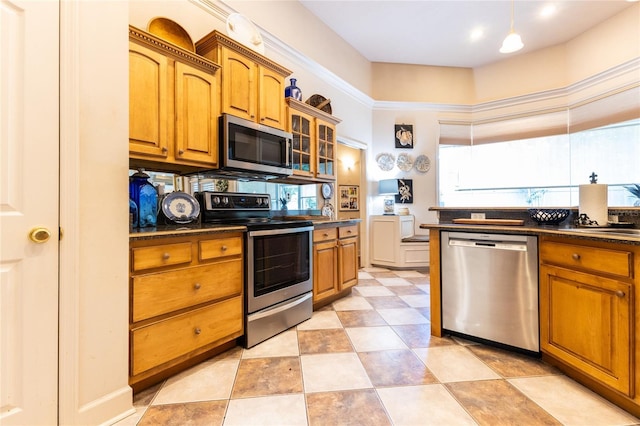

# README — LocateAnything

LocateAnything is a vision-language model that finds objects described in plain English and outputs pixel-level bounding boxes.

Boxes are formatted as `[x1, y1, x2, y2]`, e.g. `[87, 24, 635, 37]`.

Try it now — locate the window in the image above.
[438, 119, 640, 207]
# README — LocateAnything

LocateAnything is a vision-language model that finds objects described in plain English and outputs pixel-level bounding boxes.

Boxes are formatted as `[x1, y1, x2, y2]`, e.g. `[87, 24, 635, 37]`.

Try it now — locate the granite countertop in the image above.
[419, 223, 640, 245]
[129, 223, 246, 240]
[130, 217, 361, 240]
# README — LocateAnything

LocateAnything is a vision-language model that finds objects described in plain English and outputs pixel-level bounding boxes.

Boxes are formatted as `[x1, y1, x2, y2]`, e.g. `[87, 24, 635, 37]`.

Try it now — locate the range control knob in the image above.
[212, 196, 220, 205]
[262, 197, 270, 207]
[222, 196, 229, 205]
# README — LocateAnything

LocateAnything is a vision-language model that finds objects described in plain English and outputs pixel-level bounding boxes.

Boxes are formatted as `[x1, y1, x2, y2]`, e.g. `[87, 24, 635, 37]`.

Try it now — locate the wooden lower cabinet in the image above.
[539, 236, 639, 416]
[129, 231, 243, 390]
[312, 223, 359, 308]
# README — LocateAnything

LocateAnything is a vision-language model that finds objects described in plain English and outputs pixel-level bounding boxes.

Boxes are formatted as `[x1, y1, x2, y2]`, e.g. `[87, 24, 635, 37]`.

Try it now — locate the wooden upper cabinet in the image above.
[287, 99, 341, 182]
[174, 62, 218, 165]
[129, 41, 169, 159]
[129, 26, 220, 172]
[196, 31, 291, 131]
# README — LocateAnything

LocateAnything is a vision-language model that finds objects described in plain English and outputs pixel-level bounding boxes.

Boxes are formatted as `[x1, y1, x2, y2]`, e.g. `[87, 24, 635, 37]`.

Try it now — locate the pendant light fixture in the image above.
[500, 0, 523, 53]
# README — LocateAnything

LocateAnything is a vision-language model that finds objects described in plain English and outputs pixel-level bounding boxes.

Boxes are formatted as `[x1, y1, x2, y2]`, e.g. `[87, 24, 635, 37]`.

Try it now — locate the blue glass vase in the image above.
[129, 169, 158, 228]
[284, 78, 302, 101]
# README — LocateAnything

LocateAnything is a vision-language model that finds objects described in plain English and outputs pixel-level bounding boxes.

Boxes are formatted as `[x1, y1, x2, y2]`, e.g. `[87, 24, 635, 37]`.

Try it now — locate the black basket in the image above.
[528, 208, 570, 225]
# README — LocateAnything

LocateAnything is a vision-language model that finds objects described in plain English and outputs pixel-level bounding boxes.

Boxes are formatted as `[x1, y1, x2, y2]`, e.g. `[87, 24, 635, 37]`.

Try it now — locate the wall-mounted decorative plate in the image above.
[321, 183, 333, 200]
[397, 153, 414, 172]
[415, 155, 431, 173]
[376, 153, 395, 171]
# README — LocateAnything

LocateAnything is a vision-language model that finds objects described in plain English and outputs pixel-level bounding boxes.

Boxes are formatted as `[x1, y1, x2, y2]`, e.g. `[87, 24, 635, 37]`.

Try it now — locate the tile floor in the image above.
[116, 267, 640, 426]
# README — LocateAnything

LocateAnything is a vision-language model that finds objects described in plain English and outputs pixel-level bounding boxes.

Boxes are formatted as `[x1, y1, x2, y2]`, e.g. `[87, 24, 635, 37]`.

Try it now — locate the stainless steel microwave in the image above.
[219, 114, 293, 179]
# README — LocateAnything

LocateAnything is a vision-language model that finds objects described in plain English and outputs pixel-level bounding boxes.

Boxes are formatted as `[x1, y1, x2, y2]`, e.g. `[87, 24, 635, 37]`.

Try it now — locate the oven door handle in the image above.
[247, 292, 313, 322]
[248, 225, 314, 237]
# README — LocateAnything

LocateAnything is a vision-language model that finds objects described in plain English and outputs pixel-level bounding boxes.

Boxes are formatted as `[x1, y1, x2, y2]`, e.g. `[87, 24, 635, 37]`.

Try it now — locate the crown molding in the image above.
[191, 0, 638, 121]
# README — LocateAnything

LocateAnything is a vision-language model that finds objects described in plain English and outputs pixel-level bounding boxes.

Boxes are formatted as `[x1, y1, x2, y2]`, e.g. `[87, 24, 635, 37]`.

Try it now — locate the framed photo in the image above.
[339, 185, 359, 211]
[395, 124, 413, 149]
[395, 179, 413, 204]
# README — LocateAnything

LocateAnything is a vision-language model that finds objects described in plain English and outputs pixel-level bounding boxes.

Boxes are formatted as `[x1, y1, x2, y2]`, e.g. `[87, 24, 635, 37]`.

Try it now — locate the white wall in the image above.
[59, 0, 132, 424]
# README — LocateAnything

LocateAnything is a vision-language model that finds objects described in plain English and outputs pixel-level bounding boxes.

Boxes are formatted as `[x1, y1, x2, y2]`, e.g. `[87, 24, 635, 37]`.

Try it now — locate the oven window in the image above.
[253, 231, 310, 297]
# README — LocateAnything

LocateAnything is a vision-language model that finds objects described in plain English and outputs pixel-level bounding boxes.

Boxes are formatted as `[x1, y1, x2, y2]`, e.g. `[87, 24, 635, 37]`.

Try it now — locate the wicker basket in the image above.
[528, 208, 570, 225]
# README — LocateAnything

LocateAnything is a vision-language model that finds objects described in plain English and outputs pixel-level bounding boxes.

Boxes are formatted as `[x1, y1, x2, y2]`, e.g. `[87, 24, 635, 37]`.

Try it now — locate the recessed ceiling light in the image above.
[470, 27, 484, 42]
[540, 4, 557, 18]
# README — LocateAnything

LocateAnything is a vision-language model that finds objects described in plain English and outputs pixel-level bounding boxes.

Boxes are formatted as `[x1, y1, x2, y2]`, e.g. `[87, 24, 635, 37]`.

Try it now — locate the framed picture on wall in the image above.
[395, 179, 413, 204]
[339, 185, 359, 211]
[395, 124, 413, 149]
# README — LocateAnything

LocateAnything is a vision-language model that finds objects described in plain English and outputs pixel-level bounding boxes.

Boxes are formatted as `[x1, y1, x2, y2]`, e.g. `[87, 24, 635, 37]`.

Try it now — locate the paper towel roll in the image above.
[579, 184, 608, 226]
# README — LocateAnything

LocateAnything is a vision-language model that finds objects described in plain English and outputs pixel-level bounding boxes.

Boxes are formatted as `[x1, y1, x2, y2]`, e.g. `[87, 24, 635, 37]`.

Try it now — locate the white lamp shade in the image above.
[500, 31, 523, 53]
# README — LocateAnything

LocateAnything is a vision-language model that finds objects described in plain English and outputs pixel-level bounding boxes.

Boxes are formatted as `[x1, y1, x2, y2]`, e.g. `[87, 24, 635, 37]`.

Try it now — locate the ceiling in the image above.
[298, 0, 636, 68]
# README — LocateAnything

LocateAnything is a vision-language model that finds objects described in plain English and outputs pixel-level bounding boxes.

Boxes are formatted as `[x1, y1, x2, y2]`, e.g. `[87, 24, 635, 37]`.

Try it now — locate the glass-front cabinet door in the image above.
[316, 120, 335, 180]
[290, 110, 315, 177]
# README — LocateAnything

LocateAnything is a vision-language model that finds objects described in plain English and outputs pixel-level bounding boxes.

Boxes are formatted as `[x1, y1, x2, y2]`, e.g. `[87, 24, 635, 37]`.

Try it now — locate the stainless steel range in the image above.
[196, 191, 313, 348]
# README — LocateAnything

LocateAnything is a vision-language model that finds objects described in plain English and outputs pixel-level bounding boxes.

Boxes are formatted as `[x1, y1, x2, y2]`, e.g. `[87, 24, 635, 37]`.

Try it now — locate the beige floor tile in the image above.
[392, 324, 456, 348]
[232, 357, 303, 398]
[365, 295, 410, 309]
[446, 379, 561, 425]
[398, 293, 431, 307]
[376, 384, 477, 425]
[376, 277, 414, 286]
[358, 349, 438, 386]
[300, 353, 372, 393]
[336, 310, 388, 327]
[386, 285, 428, 295]
[355, 278, 383, 287]
[361, 267, 389, 273]
[415, 284, 430, 292]
[358, 271, 375, 279]
[139, 401, 227, 426]
[468, 344, 560, 378]
[224, 394, 307, 426]
[332, 295, 373, 311]
[298, 329, 354, 354]
[393, 270, 427, 278]
[296, 310, 343, 330]
[152, 359, 239, 405]
[413, 345, 501, 383]
[306, 389, 391, 425]
[345, 326, 408, 352]
[509, 375, 640, 425]
[377, 307, 429, 325]
[354, 286, 395, 297]
[241, 328, 299, 358]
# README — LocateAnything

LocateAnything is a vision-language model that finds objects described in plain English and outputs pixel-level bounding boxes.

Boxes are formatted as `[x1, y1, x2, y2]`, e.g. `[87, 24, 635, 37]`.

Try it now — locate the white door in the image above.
[0, 0, 59, 424]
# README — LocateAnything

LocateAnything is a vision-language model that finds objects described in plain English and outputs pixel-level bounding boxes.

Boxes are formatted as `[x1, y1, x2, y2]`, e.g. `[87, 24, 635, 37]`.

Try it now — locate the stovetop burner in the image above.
[195, 191, 313, 230]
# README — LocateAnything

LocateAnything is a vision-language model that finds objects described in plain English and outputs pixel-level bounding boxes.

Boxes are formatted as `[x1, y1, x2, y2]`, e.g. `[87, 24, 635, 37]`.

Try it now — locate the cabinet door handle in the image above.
[178, 149, 184, 156]
[194, 283, 201, 290]
[161, 147, 168, 153]
[615, 290, 625, 298]
[162, 252, 171, 260]
[221, 245, 228, 251]
[571, 253, 580, 261]
[194, 327, 202, 335]
[323, 233, 329, 237]
[347, 230, 352, 234]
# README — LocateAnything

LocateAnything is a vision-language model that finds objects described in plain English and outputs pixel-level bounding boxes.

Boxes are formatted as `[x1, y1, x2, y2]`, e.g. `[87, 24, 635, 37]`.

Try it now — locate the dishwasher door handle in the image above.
[449, 239, 528, 251]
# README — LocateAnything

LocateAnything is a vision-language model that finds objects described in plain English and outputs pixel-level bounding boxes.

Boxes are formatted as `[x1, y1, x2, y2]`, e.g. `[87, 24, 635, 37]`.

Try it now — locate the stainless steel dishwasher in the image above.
[441, 231, 539, 353]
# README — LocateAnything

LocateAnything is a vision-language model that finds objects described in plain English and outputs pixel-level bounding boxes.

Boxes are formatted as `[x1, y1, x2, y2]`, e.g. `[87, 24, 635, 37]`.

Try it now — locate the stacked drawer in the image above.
[129, 232, 243, 385]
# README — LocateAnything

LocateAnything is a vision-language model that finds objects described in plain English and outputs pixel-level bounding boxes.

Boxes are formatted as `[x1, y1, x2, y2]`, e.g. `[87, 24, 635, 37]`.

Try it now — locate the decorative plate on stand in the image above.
[322, 202, 334, 219]
[415, 155, 431, 173]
